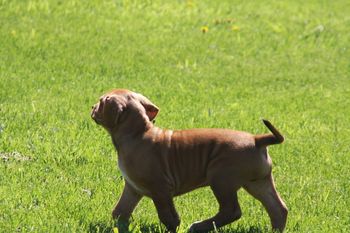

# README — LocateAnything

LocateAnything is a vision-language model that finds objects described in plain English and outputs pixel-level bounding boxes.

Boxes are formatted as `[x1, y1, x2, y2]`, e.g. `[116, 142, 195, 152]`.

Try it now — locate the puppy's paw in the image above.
[188, 221, 210, 233]
[113, 217, 130, 233]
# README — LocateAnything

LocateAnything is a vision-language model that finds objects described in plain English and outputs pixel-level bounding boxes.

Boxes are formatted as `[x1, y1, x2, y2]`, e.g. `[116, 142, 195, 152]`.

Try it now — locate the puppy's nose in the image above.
[91, 103, 98, 111]
[91, 103, 99, 117]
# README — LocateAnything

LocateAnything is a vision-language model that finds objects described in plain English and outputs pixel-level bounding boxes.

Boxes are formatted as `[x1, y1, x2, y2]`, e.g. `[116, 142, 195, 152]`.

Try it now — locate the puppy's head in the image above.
[91, 89, 159, 132]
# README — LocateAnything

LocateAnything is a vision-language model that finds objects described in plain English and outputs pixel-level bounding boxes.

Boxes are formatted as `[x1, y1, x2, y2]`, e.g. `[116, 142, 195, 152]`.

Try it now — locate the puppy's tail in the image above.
[255, 119, 284, 147]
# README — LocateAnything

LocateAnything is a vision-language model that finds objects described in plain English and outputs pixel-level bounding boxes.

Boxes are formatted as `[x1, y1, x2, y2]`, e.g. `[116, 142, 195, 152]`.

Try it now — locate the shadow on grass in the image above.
[88, 221, 263, 233]
[88, 221, 163, 233]
[220, 226, 263, 233]
[88, 221, 114, 233]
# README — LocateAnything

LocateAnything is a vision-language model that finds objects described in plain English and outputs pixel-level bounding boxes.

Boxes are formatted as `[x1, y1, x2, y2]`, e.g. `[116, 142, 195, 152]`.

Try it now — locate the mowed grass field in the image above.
[1, 0, 349, 232]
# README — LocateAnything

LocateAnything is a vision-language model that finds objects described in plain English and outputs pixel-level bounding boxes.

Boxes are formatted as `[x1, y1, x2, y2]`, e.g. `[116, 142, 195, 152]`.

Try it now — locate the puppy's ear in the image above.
[135, 94, 159, 121]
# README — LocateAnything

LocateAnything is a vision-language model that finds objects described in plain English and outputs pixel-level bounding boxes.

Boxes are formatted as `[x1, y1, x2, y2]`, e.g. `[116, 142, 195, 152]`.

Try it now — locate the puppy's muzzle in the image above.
[91, 96, 110, 124]
[91, 104, 103, 124]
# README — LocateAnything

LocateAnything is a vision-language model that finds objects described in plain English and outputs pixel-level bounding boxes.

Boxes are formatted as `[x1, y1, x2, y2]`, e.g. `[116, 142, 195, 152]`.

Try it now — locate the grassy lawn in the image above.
[1, 0, 349, 232]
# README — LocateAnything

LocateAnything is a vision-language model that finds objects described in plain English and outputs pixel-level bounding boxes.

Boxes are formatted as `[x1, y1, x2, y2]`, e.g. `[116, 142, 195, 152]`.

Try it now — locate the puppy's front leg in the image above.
[112, 182, 142, 222]
[152, 193, 180, 232]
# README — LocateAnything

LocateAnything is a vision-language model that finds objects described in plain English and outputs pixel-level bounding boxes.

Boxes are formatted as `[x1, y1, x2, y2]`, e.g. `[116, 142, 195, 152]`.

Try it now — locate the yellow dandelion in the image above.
[231, 25, 240, 31]
[271, 24, 283, 33]
[187, 0, 195, 8]
[201, 26, 209, 33]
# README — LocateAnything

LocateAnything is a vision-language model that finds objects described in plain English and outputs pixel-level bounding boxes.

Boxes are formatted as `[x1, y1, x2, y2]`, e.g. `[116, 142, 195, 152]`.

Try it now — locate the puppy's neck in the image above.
[111, 119, 154, 151]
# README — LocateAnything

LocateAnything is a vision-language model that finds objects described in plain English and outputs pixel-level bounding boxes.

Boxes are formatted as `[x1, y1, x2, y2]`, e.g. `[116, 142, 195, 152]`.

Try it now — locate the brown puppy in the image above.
[91, 89, 288, 232]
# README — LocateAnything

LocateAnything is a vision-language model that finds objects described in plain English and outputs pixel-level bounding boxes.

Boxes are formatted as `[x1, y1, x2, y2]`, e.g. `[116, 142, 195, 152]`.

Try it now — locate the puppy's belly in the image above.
[174, 181, 208, 196]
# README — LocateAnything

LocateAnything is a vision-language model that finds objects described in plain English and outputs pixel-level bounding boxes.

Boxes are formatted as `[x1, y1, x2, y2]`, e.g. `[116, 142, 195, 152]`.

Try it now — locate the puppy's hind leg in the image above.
[189, 179, 241, 232]
[243, 174, 288, 232]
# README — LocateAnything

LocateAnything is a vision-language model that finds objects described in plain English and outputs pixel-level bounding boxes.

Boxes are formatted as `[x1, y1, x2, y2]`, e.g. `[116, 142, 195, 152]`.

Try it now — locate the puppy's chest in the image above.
[118, 158, 150, 195]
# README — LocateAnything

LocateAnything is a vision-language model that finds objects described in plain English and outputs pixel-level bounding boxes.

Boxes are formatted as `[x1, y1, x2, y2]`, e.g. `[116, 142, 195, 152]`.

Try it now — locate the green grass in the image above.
[1, 0, 350, 232]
